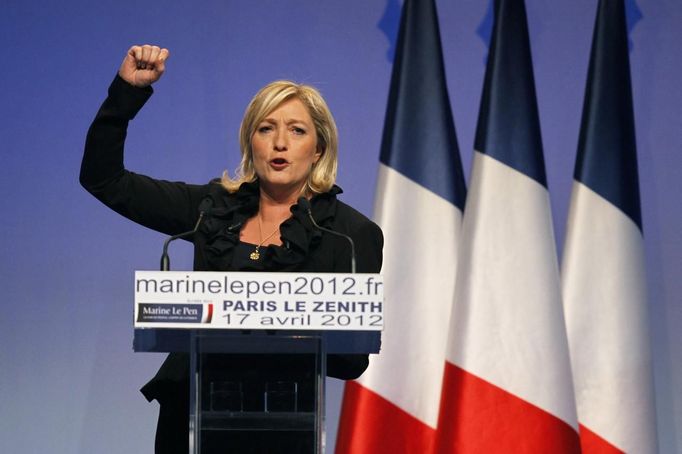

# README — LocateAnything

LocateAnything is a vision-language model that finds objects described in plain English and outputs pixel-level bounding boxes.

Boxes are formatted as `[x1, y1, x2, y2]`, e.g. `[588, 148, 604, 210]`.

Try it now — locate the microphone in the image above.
[298, 196, 356, 273]
[160, 197, 214, 271]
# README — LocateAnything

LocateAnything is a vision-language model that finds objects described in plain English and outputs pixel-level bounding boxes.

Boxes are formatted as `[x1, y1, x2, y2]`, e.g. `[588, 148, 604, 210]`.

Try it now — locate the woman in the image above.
[80, 45, 383, 453]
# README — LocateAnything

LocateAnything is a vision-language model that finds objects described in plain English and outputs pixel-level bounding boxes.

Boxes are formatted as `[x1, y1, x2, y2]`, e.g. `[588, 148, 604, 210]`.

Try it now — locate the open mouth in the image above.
[270, 158, 289, 169]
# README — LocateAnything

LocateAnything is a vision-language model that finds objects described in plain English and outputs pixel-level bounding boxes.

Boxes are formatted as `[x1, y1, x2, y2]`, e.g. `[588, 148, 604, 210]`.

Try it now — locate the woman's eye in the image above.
[257, 125, 272, 133]
[292, 127, 306, 135]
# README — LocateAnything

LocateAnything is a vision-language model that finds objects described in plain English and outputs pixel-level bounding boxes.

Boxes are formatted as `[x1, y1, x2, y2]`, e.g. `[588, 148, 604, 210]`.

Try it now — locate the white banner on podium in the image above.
[134, 271, 383, 331]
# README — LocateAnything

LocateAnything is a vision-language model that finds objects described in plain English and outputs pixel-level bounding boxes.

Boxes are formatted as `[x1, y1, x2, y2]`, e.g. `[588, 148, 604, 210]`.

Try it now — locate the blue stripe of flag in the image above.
[379, 0, 466, 210]
[474, 0, 547, 187]
[575, 0, 642, 230]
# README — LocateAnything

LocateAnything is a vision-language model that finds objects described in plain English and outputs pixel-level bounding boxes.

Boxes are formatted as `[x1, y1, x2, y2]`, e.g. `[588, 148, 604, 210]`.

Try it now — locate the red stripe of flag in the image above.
[336, 381, 436, 454]
[578, 424, 625, 454]
[435, 363, 581, 454]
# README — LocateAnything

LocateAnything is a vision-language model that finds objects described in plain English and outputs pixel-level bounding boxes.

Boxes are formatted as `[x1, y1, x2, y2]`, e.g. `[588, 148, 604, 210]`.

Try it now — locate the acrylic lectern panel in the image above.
[188, 330, 326, 454]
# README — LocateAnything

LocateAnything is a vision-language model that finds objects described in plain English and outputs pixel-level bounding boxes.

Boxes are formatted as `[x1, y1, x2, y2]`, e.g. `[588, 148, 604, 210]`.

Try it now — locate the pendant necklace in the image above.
[250, 215, 280, 261]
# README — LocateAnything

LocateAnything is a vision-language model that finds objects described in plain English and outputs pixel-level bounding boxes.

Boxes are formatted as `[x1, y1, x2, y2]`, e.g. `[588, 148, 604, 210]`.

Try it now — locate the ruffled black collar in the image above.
[200, 181, 341, 271]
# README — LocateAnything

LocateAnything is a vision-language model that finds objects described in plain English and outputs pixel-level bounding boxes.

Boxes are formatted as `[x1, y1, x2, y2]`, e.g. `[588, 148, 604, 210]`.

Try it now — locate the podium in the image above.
[133, 271, 383, 453]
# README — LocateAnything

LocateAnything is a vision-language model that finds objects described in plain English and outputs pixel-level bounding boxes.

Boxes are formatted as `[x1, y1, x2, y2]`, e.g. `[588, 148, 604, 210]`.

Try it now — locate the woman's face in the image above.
[251, 98, 320, 197]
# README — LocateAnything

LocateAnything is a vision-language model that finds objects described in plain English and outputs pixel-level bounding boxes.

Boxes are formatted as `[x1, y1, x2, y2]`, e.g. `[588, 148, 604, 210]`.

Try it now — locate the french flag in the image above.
[561, 1, 658, 452]
[336, 0, 466, 452]
[435, 0, 580, 452]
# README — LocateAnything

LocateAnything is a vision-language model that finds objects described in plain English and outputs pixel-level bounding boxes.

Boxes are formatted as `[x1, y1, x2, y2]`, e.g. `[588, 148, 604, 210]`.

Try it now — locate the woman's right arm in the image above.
[80, 45, 206, 236]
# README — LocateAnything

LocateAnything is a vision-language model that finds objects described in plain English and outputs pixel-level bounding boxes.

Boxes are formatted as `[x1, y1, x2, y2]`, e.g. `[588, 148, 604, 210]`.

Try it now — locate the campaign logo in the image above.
[137, 303, 213, 323]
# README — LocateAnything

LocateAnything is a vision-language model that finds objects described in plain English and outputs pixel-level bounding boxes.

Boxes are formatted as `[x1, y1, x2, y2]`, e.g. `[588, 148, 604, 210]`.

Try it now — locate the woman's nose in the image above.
[273, 127, 288, 151]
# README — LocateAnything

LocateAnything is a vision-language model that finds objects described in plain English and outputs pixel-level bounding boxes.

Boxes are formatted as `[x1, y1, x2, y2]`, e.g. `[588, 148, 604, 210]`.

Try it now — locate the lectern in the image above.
[133, 271, 383, 454]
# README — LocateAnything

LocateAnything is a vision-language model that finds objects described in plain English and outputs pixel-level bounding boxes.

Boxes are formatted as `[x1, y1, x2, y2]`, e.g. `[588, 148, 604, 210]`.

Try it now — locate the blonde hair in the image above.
[221, 80, 339, 195]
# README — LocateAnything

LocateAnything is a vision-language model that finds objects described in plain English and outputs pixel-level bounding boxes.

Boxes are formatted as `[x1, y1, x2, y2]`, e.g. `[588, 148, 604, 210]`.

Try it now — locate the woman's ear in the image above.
[314, 146, 323, 163]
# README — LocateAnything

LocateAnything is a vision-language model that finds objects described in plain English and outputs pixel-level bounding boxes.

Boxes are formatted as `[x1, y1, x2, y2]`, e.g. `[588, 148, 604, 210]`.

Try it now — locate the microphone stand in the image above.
[297, 197, 356, 274]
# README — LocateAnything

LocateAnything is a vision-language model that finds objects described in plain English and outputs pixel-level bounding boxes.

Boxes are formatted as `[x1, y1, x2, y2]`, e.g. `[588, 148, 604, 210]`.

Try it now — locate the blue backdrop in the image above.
[1, 1, 680, 452]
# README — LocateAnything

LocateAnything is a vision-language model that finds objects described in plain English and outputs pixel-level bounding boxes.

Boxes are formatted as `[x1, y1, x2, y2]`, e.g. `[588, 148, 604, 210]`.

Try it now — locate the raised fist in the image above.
[118, 45, 170, 87]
